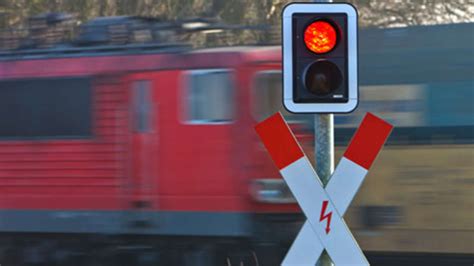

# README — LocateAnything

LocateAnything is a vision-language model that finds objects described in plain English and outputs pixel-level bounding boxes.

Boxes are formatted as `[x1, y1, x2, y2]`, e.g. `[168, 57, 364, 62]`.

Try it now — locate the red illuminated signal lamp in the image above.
[282, 3, 359, 113]
[304, 20, 338, 54]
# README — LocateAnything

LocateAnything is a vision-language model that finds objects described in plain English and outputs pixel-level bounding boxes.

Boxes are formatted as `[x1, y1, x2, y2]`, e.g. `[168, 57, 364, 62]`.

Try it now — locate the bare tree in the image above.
[351, 0, 474, 28]
[0, 0, 472, 46]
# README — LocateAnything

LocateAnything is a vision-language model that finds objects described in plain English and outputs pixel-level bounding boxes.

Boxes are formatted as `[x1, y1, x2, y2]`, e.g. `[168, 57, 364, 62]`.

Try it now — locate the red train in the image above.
[1, 15, 473, 266]
[0, 31, 303, 264]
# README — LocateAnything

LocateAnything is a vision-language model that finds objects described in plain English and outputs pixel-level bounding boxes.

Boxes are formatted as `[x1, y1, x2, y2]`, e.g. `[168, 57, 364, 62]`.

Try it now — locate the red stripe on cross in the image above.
[343, 112, 393, 170]
[255, 112, 304, 170]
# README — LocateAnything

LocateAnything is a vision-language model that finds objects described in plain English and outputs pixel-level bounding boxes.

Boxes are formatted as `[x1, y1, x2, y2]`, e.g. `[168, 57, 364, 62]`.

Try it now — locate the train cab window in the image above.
[0, 77, 92, 139]
[253, 71, 303, 122]
[184, 69, 234, 124]
[132, 80, 152, 132]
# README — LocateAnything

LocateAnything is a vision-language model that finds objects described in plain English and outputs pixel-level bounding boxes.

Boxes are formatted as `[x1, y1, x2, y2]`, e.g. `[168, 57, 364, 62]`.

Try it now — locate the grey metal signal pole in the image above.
[314, 114, 334, 266]
[311, 1, 335, 266]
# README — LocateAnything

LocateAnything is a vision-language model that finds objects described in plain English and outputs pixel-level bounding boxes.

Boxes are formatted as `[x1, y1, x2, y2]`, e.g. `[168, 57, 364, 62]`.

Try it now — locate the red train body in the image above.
[1, 19, 473, 265]
[0, 46, 303, 238]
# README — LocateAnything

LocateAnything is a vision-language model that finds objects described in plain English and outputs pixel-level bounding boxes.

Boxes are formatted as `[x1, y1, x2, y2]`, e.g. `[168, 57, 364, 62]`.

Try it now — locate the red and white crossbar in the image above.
[255, 112, 393, 266]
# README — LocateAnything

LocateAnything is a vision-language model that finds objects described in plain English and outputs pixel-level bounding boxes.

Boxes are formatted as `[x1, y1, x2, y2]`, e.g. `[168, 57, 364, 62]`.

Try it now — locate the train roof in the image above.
[193, 45, 281, 62]
[1, 21, 471, 56]
[0, 22, 472, 83]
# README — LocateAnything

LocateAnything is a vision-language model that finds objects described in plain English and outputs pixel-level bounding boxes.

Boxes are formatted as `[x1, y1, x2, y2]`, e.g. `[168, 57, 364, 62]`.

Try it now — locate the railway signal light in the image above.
[303, 20, 337, 54]
[282, 3, 358, 113]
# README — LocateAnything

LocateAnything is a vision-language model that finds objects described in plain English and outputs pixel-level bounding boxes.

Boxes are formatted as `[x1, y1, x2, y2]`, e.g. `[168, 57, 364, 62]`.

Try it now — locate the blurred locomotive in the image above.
[0, 13, 472, 265]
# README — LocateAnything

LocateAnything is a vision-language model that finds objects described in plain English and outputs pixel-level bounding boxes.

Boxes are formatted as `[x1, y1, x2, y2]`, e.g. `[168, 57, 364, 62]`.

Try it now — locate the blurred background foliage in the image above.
[0, 0, 473, 46]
